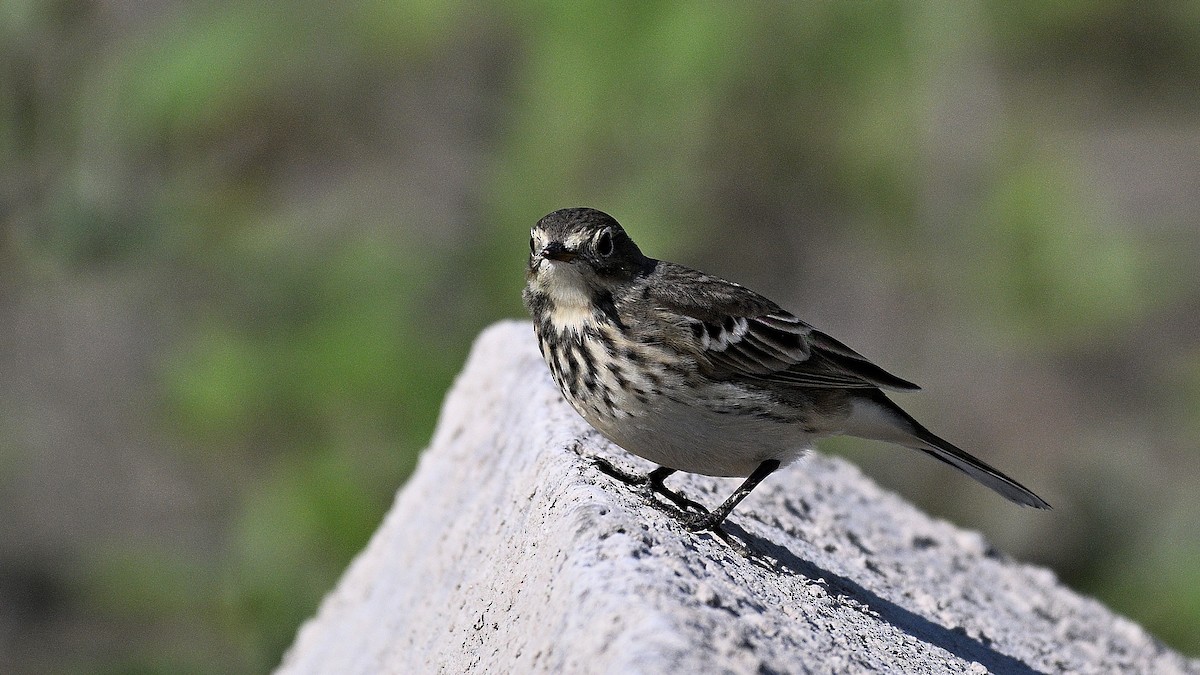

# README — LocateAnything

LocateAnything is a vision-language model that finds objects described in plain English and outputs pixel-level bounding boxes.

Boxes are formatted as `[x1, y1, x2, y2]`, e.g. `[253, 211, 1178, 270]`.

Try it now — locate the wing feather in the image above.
[645, 263, 920, 391]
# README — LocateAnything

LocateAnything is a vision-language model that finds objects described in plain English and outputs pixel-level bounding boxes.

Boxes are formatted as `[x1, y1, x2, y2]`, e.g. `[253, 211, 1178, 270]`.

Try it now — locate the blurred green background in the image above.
[2, 0, 1198, 671]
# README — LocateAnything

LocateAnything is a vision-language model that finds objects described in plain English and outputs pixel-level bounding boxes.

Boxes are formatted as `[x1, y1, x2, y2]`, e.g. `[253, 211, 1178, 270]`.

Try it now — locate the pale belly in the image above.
[573, 380, 818, 478]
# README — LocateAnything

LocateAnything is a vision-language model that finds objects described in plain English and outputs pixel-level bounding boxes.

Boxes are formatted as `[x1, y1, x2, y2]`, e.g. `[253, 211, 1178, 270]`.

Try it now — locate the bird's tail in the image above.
[844, 392, 1052, 510]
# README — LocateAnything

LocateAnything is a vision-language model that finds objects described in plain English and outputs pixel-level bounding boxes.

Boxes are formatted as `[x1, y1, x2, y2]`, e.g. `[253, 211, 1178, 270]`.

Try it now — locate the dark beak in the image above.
[540, 241, 578, 262]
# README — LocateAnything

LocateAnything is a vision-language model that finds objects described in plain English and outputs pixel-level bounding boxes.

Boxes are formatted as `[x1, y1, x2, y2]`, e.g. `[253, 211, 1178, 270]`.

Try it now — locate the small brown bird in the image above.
[523, 207, 1050, 532]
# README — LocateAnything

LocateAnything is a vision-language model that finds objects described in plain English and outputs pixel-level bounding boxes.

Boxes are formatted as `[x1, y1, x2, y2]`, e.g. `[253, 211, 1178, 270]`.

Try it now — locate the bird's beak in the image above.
[539, 242, 578, 263]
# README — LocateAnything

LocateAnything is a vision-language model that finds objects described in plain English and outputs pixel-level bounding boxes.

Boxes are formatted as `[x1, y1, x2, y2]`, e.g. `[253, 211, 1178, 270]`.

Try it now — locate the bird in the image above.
[522, 206, 1051, 532]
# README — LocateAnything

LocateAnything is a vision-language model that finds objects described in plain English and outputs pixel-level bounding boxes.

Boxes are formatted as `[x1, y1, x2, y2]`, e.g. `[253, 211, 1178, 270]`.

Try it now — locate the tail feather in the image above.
[908, 430, 1052, 509]
[846, 393, 1052, 510]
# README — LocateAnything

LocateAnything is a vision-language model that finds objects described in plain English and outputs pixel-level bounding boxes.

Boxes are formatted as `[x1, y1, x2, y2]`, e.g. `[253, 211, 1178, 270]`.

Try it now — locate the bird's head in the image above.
[526, 208, 650, 306]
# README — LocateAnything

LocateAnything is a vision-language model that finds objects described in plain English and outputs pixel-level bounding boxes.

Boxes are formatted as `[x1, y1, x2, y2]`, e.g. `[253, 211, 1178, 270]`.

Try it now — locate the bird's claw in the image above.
[681, 511, 725, 533]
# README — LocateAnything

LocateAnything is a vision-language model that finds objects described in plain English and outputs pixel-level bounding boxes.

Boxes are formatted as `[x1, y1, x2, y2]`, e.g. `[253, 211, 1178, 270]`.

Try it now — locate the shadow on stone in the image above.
[723, 522, 1048, 675]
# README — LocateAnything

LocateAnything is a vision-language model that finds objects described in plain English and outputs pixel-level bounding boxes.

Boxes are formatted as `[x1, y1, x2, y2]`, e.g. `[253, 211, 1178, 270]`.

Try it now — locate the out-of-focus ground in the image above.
[1, 2, 1197, 672]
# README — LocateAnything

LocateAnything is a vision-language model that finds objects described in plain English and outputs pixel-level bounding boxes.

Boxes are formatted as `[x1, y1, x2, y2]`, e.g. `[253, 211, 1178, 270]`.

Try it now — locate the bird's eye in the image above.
[596, 229, 614, 257]
[529, 235, 536, 253]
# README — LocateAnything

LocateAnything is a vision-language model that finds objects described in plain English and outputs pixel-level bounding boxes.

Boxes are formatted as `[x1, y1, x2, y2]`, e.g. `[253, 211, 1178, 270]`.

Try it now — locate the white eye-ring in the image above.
[595, 228, 614, 257]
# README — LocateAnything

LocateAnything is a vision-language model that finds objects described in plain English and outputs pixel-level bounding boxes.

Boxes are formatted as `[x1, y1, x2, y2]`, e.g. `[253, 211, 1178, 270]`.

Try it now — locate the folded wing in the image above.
[647, 263, 919, 391]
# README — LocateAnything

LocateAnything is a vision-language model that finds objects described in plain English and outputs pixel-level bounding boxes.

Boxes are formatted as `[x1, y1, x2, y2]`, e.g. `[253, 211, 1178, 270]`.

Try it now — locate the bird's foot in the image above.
[592, 457, 644, 485]
[592, 458, 743, 547]
[680, 510, 728, 533]
[592, 458, 709, 515]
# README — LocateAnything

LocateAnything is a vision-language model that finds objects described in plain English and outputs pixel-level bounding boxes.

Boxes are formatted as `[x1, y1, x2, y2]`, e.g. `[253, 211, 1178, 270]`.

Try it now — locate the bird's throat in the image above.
[534, 264, 600, 336]
[546, 292, 598, 336]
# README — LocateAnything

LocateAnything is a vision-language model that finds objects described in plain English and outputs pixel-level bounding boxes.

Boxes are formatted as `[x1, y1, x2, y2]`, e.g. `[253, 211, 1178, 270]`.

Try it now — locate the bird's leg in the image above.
[683, 459, 780, 532]
[593, 458, 708, 514]
[646, 467, 710, 514]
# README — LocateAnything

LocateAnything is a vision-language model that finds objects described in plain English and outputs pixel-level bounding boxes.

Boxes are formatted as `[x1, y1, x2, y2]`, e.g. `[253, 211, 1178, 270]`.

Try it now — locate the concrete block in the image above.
[278, 321, 1196, 675]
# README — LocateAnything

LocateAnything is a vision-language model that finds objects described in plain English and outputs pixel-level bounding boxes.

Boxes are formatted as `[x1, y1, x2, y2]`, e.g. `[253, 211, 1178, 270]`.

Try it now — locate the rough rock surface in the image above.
[278, 320, 1197, 675]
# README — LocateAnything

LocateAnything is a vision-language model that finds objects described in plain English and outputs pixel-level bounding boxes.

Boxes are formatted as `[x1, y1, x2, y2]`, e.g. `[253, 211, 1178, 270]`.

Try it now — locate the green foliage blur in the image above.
[2, 0, 1198, 672]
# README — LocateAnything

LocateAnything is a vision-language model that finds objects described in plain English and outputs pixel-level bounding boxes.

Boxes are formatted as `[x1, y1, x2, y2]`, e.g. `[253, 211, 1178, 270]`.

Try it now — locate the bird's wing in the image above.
[645, 263, 920, 391]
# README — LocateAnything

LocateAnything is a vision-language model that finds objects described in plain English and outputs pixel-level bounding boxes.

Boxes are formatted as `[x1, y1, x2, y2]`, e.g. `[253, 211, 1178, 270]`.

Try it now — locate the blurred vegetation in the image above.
[1, 0, 1198, 672]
